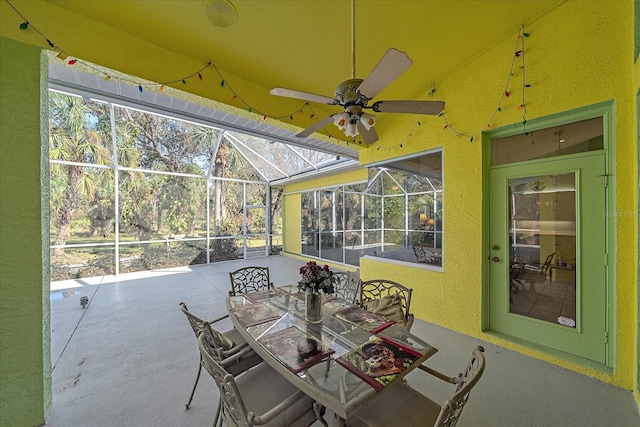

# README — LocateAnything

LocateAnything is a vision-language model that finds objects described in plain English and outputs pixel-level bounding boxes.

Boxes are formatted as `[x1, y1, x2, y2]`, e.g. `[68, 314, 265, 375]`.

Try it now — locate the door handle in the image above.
[491, 257, 500, 262]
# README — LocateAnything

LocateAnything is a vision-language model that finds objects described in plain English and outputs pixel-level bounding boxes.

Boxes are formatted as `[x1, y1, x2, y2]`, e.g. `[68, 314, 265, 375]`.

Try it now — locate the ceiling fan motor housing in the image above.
[335, 79, 366, 106]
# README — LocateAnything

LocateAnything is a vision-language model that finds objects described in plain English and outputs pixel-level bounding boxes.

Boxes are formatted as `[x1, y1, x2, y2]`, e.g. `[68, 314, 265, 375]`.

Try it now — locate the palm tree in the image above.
[49, 92, 112, 256]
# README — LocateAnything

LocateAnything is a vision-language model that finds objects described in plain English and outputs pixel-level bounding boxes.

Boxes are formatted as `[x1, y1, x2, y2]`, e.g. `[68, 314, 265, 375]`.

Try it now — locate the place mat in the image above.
[336, 336, 420, 391]
[333, 305, 395, 334]
[244, 287, 288, 302]
[230, 302, 281, 328]
[258, 326, 335, 373]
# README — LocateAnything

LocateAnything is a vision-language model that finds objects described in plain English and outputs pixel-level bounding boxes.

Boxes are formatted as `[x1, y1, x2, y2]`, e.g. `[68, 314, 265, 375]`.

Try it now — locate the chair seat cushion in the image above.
[222, 327, 245, 349]
[347, 381, 441, 427]
[236, 364, 318, 427]
[362, 294, 407, 326]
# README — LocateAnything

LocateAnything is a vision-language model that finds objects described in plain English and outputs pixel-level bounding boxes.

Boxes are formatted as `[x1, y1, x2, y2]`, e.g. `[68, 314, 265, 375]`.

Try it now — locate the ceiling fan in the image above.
[270, 1, 445, 144]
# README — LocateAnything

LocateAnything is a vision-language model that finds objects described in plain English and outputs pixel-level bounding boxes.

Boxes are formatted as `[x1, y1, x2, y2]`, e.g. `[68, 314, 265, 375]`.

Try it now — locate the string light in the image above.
[5, 0, 529, 153]
[0, 0, 341, 151]
[410, 25, 531, 148]
[368, 25, 530, 152]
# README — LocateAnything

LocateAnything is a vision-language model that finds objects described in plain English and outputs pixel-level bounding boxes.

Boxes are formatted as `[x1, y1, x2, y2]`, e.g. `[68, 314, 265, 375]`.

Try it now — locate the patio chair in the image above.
[179, 302, 262, 424]
[197, 332, 328, 427]
[332, 271, 361, 304]
[360, 279, 414, 331]
[413, 245, 430, 263]
[345, 346, 486, 427]
[228, 266, 274, 296]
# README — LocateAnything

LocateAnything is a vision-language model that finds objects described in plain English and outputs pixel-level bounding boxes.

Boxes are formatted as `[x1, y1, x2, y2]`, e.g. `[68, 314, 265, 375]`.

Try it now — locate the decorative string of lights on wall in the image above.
[433, 25, 530, 144]
[7, 0, 530, 150]
[373, 25, 530, 151]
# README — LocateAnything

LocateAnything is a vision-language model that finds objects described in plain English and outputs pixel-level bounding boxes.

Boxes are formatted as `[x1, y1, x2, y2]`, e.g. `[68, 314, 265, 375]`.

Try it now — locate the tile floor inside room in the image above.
[46, 256, 639, 427]
[510, 277, 577, 326]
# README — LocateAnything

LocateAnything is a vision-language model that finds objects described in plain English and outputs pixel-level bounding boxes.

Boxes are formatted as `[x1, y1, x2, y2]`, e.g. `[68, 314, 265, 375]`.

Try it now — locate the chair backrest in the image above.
[197, 332, 252, 426]
[332, 272, 361, 304]
[435, 346, 486, 427]
[179, 302, 231, 360]
[228, 266, 273, 296]
[360, 279, 413, 323]
[540, 252, 557, 275]
[413, 245, 429, 263]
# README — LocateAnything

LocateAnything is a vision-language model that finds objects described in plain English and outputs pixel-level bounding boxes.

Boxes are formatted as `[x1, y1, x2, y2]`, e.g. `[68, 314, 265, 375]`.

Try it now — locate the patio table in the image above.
[227, 285, 437, 426]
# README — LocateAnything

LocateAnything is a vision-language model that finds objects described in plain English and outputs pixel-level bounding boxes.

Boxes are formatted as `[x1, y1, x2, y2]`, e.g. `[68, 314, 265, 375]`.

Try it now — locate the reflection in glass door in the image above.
[508, 173, 576, 327]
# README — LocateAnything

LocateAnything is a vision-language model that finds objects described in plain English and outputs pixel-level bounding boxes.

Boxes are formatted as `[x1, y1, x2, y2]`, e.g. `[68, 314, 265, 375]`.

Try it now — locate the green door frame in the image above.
[481, 100, 616, 371]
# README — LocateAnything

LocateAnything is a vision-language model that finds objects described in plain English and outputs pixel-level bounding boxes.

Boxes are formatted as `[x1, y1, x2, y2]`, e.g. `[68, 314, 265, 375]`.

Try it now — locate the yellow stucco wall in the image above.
[286, 1, 637, 389]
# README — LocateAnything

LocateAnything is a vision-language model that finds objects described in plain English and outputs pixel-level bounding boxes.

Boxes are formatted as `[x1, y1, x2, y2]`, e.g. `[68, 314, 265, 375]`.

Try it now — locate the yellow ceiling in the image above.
[0, 0, 564, 141]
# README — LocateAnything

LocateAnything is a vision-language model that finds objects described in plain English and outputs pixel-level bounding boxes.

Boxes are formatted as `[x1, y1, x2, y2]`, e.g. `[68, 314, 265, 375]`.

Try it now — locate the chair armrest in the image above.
[207, 314, 230, 324]
[219, 344, 255, 366]
[418, 365, 455, 383]
[220, 340, 250, 357]
[247, 390, 310, 425]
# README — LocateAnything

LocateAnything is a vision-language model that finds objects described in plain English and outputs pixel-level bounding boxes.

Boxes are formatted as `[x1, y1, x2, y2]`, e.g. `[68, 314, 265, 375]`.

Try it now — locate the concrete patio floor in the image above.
[46, 255, 640, 426]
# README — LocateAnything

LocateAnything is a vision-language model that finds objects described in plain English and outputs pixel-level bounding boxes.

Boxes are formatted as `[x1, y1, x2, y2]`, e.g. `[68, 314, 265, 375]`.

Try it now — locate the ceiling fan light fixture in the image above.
[359, 112, 376, 131]
[345, 123, 358, 138]
[333, 112, 350, 131]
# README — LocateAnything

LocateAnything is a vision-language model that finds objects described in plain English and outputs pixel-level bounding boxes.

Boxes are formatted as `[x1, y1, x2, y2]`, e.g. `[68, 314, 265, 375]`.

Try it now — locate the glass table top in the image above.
[227, 286, 437, 417]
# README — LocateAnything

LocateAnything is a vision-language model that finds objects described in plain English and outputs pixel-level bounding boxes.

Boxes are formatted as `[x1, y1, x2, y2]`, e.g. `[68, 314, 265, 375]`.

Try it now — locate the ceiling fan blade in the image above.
[296, 115, 336, 138]
[371, 100, 445, 115]
[270, 87, 336, 105]
[357, 122, 379, 144]
[356, 48, 413, 100]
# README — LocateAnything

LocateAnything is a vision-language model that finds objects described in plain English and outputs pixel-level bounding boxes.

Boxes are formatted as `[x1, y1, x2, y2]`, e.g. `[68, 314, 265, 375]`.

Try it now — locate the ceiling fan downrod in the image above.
[351, 0, 356, 80]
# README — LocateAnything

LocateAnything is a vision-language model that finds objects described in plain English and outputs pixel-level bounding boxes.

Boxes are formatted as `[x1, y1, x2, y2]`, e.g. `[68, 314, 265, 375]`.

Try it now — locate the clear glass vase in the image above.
[305, 291, 323, 323]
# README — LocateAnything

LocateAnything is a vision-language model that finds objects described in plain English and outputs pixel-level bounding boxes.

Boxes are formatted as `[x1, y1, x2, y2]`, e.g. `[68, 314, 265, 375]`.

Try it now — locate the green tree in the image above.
[49, 93, 112, 255]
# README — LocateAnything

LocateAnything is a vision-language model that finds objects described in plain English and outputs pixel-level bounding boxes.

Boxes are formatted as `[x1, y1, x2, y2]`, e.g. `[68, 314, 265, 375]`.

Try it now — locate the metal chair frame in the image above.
[228, 266, 274, 296]
[332, 271, 361, 304]
[197, 332, 327, 427]
[179, 302, 261, 426]
[347, 346, 486, 427]
[360, 279, 414, 329]
[420, 346, 486, 427]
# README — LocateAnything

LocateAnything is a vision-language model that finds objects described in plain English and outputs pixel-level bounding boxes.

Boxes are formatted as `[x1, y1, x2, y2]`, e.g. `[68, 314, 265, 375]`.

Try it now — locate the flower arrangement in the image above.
[297, 261, 336, 294]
